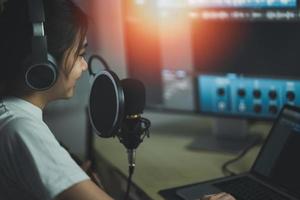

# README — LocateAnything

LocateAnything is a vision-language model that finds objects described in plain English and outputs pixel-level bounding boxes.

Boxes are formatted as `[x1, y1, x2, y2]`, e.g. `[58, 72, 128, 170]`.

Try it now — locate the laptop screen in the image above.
[252, 105, 300, 198]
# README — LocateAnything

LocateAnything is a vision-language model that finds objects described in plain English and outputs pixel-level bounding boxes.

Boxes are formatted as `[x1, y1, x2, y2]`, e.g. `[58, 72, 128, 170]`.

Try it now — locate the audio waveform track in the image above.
[188, 0, 297, 8]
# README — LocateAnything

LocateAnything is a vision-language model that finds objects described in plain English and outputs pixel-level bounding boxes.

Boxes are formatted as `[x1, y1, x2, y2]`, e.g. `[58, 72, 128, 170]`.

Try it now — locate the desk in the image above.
[93, 112, 271, 200]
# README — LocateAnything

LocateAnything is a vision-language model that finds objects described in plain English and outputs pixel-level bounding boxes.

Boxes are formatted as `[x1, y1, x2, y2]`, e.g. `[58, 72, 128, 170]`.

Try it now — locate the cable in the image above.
[141, 117, 151, 140]
[124, 165, 135, 200]
[221, 138, 263, 176]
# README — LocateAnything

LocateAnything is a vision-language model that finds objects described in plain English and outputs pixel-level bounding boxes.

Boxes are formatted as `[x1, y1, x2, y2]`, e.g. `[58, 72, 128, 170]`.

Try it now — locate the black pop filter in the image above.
[87, 55, 150, 200]
[121, 79, 146, 116]
[88, 70, 125, 138]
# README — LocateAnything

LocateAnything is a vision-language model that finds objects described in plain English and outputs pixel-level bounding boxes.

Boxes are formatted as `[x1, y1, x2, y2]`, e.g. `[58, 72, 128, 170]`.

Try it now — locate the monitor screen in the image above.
[192, 20, 300, 118]
[124, 0, 300, 119]
[192, 21, 300, 77]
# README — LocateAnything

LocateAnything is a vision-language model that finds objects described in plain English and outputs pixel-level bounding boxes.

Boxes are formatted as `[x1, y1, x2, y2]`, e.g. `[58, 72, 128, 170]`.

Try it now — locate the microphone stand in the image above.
[117, 115, 150, 200]
[125, 149, 136, 200]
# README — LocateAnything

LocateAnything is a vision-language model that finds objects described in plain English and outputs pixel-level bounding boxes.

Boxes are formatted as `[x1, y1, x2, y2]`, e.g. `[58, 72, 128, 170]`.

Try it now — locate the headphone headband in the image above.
[27, 0, 48, 64]
[27, 0, 45, 22]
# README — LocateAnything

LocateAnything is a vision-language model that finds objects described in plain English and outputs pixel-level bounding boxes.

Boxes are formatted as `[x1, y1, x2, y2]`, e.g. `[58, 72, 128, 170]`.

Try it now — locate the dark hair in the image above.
[0, 0, 88, 97]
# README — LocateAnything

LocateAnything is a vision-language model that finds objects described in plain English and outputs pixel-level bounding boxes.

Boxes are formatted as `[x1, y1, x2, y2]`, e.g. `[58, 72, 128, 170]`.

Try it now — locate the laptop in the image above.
[176, 105, 300, 200]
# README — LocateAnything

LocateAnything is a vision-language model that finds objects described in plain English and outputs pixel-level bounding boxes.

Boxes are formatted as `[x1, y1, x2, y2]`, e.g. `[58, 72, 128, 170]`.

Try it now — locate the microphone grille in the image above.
[121, 79, 145, 116]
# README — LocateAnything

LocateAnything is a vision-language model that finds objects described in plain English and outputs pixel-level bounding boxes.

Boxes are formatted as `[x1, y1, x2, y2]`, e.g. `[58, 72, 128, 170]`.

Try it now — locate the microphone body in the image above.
[119, 116, 144, 149]
[118, 79, 151, 167]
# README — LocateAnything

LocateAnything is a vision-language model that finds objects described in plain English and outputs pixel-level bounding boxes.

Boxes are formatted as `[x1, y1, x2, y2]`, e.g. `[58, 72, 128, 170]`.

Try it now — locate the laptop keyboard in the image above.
[213, 177, 289, 200]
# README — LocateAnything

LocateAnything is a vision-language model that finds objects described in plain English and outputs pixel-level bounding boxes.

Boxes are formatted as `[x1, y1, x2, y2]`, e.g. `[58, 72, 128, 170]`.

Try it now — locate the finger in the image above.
[201, 195, 213, 200]
[220, 194, 236, 200]
[91, 172, 101, 184]
[81, 160, 92, 171]
[209, 193, 229, 200]
[91, 172, 104, 189]
[212, 193, 235, 200]
[201, 193, 225, 200]
[202, 194, 214, 198]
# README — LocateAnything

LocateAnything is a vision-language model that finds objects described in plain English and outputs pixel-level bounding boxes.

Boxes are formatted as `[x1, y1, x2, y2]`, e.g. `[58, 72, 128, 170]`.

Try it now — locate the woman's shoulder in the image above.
[1, 114, 51, 142]
[5, 115, 44, 130]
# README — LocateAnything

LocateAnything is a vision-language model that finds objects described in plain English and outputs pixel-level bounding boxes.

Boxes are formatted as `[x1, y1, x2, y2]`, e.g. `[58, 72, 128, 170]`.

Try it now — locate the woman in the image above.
[0, 0, 235, 200]
[0, 0, 113, 199]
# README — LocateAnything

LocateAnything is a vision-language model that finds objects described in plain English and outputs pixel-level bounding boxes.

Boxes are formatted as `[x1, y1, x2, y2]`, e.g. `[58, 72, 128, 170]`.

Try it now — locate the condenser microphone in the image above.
[87, 55, 150, 200]
[118, 78, 146, 148]
[118, 79, 150, 200]
[118, 79, 150, 168]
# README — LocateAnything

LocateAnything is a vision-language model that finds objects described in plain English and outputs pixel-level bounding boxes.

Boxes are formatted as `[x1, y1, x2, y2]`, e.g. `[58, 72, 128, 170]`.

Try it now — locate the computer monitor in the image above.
[122, 0, 300, 153]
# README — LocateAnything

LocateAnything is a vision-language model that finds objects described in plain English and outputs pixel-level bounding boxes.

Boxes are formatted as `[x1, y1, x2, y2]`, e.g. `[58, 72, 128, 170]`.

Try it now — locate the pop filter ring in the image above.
[88, 70, 125, 138]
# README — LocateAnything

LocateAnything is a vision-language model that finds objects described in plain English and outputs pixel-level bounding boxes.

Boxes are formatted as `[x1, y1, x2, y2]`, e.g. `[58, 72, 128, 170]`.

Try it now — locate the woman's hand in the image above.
[201, 192, 236, 200]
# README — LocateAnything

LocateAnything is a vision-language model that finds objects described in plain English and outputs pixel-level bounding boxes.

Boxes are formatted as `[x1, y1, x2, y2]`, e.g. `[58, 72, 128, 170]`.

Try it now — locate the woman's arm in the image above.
[55, 180, 114, 200]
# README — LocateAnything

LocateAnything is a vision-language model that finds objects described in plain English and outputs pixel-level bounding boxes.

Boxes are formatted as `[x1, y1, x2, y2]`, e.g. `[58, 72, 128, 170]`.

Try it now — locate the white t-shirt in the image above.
[0, 97, 89, 200]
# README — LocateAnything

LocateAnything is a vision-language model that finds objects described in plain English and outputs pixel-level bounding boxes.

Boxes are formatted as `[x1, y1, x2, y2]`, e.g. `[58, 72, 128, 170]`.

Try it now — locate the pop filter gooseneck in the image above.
[87, 55, 151, 200]
[88, 54, 110, 76]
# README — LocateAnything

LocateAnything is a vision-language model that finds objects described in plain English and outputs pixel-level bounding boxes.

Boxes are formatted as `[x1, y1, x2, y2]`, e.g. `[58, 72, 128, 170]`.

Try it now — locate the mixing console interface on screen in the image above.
[199, 74, 300, 118]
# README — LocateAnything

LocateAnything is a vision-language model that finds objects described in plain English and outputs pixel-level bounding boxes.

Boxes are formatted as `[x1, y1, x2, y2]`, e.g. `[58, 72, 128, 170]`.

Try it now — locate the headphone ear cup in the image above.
[25, 54, 58, 91]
